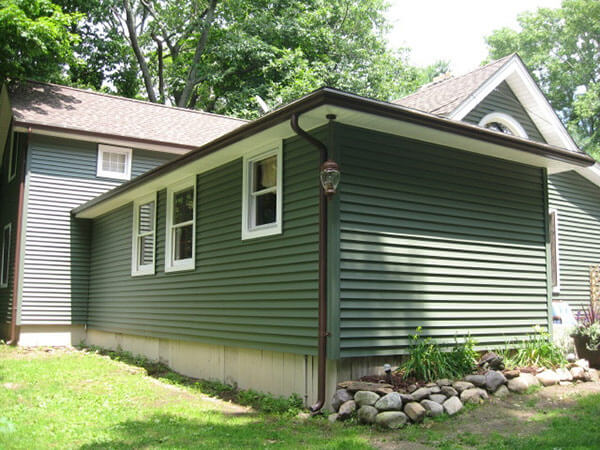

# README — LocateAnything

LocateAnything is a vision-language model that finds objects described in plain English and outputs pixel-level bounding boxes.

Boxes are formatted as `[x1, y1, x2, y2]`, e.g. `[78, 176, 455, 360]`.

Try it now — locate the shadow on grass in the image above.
[79, 413, 369, 450]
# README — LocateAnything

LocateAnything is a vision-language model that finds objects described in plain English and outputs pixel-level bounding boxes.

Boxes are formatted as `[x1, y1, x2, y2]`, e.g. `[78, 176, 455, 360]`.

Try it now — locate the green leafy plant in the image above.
[572, 301, 600, 351]
[398, 327, 477, 381]
[496, 326, 566, 368]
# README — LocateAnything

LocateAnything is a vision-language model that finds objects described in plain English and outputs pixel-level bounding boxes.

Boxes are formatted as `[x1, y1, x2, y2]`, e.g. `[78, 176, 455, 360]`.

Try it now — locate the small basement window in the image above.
[165, 178, 196, 272]
[1, 223, 11, 288]
[242, 144, 282, 240]
[97, 144, 132, 180]
[132, 193, 156, 276]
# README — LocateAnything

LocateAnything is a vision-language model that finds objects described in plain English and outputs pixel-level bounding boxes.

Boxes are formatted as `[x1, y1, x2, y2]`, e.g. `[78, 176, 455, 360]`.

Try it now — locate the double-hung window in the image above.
[1, 223, 11, 288]
[97, 144, 132, 180]
[132, 194, 156, 276]
[242, 143, 282, 239]
[165, 178, 196, 272]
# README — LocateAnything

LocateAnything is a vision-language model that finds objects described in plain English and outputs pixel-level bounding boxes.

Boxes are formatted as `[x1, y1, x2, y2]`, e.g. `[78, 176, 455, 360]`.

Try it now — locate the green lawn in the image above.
[1, 345, 600, 449]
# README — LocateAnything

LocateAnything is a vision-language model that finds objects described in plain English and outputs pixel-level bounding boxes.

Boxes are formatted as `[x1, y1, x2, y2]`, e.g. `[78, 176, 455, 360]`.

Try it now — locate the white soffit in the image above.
[450, 55, 578, 152]
[76, 103, 584, 219]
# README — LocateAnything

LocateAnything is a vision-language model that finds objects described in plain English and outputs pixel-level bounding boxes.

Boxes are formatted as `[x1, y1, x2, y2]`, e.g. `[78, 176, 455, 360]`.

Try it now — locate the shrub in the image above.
[398, 327, 477, 381]
[496, 326, 566, 368]
[572, 301, 600, 351]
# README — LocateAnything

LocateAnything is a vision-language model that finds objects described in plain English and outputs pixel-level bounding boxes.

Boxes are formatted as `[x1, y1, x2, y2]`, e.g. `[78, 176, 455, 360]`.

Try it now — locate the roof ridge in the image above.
[20, 80, 248, 123]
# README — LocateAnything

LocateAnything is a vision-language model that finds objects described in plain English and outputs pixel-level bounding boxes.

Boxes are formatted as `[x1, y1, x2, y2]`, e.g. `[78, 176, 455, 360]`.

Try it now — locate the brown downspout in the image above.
[6, 127, 29, 345]
[290, 113, 333, 413]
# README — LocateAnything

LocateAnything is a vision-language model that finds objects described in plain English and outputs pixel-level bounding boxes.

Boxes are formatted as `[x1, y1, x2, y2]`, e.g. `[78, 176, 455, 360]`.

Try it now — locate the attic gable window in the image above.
[1, 223, 11, 288]
[132, 193, 156, 276]
[242, 143, 283, 240]
[479, 112, 529, 139]
[97, 144, 132, 180]
[165, 178, 196, 272]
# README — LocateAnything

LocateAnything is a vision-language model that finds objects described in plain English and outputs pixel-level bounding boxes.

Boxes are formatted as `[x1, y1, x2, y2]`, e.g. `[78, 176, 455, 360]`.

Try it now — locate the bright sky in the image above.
[386, 0, 563, 75]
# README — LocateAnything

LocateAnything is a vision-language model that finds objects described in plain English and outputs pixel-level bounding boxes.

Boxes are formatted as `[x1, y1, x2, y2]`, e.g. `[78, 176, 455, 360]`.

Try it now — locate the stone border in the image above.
[329, 360, 599, 429]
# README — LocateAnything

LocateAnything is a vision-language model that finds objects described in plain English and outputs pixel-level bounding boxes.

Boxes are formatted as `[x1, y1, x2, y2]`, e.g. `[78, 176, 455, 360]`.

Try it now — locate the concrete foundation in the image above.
[17, 324, 86, 346]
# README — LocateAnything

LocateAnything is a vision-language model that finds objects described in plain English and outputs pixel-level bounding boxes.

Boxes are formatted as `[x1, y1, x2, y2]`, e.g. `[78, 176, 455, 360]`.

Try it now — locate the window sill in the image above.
[131, 267, 155, 277]
[165, 260, 195, 273]
[242, 223, 282, 240]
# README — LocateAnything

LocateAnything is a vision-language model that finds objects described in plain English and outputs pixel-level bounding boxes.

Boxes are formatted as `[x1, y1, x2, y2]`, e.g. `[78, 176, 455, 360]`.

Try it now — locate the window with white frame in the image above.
[132, 193, 156, 276]
[242, 144, 282, 240]
[478, 112, 529, 139]
[165, 178, 196, 272]
[97, 144, 132, 180]
[8, 132, 19, 183]
[549, 209, 560, 294]
[1, 223, 11, 288]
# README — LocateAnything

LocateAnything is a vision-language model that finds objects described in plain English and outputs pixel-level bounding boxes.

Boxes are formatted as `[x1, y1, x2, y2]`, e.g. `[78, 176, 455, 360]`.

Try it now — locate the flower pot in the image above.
[572, 335, 600, 369]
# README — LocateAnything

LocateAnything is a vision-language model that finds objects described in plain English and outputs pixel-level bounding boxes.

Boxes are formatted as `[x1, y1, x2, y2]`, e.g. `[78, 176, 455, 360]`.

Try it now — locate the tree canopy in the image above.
[486, 0, 600, 157]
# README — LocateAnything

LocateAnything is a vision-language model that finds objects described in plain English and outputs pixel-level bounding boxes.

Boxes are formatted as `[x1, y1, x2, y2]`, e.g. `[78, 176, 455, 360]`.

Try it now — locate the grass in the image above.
[2, 345, 600, 449]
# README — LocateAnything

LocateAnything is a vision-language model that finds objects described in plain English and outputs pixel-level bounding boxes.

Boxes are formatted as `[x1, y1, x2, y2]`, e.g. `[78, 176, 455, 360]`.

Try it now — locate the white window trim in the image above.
[478, 112, 529, 139]
[549, 209, 561, 295]
[1, 223, 11, 288]
[96, 144, 132, 180]
[165, 177, 196, 272]
[7, 132, 17, 183]
[241, 142, 283, 240]
[131, 192, 157, 277]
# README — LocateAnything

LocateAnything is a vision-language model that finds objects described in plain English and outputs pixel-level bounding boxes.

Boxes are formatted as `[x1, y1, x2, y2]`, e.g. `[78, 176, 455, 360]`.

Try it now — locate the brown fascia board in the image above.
[72, 87, 595, 216]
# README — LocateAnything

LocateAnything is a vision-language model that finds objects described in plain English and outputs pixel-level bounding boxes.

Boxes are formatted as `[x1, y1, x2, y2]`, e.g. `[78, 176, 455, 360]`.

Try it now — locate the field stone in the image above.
[503, 369, 520, 379]
[429, 385, 442, 394]
[507, 373, 539, 393]
[452, 381, 475, 393]
[421, 399, 444, 417]
[407, 384, 418, 393]
[338, 400, 356, 420]
[357, 405, 379, 424]
[331, 389, 353, 412]
[354, 390, 380, 407]
[425, 382, 437, 388]
[556, 367, 573, 381]
[536, 370, 560, 386]
[441, 386, 458, 397]
[429, 394, 447, 404]
[460, 388, 489, 404]
[575, 359, 590, 370]
[588, 368, 599, 382]
[484, 370, 507, 392]
[436, 379, 452, 386]
[399, 393, 415, 404]
[583, 371, 592, 382]
[376, 387, 394, 396]
[411, 387, 431, 402]
[328, 413, 339, 423]
[375, 411, 408, 429]
[493, 384, 509, 398]
[464, 374, 486, 387]
[443, 396, 463, 415]
[570, 366, 586, 380]
[404, 402, 427, 423]
[374, 392, 403, 411]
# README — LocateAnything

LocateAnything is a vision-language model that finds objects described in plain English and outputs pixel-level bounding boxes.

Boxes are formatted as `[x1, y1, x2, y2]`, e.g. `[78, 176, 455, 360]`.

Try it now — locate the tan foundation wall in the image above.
[17, 325, 86, 346]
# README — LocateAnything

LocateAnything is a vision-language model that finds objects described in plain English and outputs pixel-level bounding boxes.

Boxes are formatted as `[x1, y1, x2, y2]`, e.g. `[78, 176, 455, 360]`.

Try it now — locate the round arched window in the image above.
[478, 112, 528, 139]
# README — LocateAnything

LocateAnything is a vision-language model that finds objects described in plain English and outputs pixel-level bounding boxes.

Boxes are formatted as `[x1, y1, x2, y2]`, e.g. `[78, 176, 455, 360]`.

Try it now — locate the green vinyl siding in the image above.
[87, 133, 320, 355]
[0, 131, 24, 324]
[548, 171, 600, 310]
[463, 81, 546, 143]
[20, 136, 173, 325]
[336, 124, 548, 357]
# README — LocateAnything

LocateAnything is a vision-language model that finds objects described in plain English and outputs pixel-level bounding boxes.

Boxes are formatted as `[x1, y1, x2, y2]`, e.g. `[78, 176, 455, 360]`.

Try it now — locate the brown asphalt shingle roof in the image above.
[394, 54, 514, 116]
[8, 81, 246, 149]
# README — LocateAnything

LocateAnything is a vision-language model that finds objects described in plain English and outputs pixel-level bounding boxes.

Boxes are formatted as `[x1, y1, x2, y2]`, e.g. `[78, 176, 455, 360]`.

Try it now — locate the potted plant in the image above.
[571, 300, 600, 368]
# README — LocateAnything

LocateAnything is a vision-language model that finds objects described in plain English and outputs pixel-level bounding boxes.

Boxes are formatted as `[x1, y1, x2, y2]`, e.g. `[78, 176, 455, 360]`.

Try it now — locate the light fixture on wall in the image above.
[320, 160, 340, 196]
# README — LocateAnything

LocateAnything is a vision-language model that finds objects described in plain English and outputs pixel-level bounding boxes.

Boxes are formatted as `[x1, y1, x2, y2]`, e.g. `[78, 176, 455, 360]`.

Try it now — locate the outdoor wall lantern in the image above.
[320, 160, 340, 196]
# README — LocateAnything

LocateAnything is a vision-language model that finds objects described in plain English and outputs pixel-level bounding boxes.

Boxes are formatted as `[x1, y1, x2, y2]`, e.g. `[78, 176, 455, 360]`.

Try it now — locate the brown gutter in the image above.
[6, 127, 28, 345]
[290, 112, 329, 414]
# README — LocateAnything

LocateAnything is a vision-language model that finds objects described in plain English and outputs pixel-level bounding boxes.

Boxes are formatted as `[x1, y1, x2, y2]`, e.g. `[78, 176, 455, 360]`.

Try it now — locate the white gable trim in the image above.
[450, 55, 578, 151]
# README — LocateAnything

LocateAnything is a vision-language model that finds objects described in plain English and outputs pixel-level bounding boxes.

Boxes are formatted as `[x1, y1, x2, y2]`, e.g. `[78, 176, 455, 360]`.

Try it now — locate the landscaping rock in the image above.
[430, 385, 442, 394]
[536, 370, 560, 386]
[570, 366, 586, 381]
[421, 399, 444, 417]
[425, 382, 437, 388]
[507, 373, 539, 393]
[589, 368, 599, 382]
[492, 384, 509, 398]
[429, 394, 447, 404]
[404, 402, 426, 423]
[460, 388, 489, 404]
[328, 413, 339, 423]
[443, 396, 463, 415]
[374, 392, 403, 411]
[375, 411, 408, 429]
[503, 369, 520, 379]
[559, 381, 573, 386]
[399, 393, 415, 404]
[583, 371, 592, 382]
[331, 389, 353, 412]
[566, 353, 577, 363]
[464, 374, 486, 387]
[357, 405, 379, 424]
[452, 381, 475, 393]
[575, 359, 590, 370]
[354, 390, 380, 407]
[556, 367, 573, 382]
[337, 381, 392, 393]
[411, 387, 431, 402]
[484, 370, 507, 392]
[441, 386, 458, 397]
[478, 351, 505, 370]
[407, 384, 418, 393]
[376, 387, 394, 396]
[436, 378, 452, 386]
[338, 400, 356, 420]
